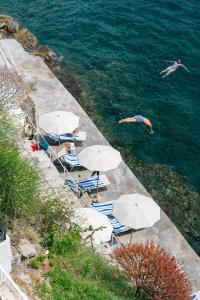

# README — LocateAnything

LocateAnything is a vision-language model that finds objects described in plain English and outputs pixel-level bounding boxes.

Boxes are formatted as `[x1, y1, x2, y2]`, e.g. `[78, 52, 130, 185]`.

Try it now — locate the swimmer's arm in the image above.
[181, 64, 189, 72]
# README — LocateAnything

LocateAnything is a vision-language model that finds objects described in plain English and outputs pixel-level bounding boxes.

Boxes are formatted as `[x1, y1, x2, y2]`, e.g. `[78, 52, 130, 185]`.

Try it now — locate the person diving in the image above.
[119, 115, 154, 134]
[160, 59, 189, 78]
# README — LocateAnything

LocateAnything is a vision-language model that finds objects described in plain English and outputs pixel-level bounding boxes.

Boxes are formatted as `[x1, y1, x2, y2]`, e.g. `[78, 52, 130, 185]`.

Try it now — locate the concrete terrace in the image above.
[1, 39, 200, 291]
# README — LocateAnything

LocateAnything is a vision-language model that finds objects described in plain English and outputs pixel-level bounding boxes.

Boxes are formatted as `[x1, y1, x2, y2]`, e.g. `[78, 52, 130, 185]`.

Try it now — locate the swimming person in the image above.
[119, 115, 153, 134]
[160, 59, 189, 78]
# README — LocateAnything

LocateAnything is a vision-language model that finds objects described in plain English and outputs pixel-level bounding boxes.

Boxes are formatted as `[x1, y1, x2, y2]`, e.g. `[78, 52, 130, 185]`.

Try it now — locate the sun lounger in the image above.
[49, 131, 87, 144]
[108, 216, 131, 234]
[49, 133, 74, 142]
[62, 153, 81, 170]
[91, 201, 131, 234]
[91, 201, 113, 216]
[65, 174, 110, 193]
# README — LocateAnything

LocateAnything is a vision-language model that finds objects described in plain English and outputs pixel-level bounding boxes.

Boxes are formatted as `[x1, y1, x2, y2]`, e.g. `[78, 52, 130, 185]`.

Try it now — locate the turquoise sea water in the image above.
[1, 1, 200, 191]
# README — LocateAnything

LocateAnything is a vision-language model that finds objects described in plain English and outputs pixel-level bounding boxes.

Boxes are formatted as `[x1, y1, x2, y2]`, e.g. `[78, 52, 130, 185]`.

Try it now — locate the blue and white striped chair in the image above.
[91, 201, 131, 234]
[49, 131, 86, 144]
[109, 216, 131, 234]
[65, 178, 79, 193]
[62, 153, 81, 170]
[65, 175, 110, 193]
[91, 201, 113, 216]
[49, 133, 75, 143]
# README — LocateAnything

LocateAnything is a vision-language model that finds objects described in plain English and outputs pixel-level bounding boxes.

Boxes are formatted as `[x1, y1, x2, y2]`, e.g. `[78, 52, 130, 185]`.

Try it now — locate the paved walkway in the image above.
[1, 39, 200, 291]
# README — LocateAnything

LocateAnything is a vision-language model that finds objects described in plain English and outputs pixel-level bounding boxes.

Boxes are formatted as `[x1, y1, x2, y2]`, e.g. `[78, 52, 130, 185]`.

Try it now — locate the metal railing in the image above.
[0, 265, 28, 300]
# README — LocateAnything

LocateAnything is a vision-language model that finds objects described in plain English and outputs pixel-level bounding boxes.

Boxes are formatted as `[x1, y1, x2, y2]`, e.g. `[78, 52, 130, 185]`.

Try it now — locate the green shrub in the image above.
[47, 224, 81, 255]
[37, 283, 52, 300]
[49, 256, 57, 267]
[29, 255, 46, 269]
[39, 200, 80, 255]
[30, 259, 41, 270]
[62, 246, 147, 299]
[0, 109, 39, 221]
[40, 200, 72, 238]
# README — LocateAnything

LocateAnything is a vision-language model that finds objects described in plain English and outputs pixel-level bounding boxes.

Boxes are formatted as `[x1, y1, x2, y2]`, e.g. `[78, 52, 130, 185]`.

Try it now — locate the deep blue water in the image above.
[1, 0, 200, 191]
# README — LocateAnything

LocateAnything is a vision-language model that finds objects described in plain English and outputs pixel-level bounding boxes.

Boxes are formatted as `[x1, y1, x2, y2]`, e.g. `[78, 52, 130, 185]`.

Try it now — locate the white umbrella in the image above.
[38, 110, 79, 135]
[78, 145, 122, 172]
[113, 193, 160, 229]
[73, 208, 113, 245]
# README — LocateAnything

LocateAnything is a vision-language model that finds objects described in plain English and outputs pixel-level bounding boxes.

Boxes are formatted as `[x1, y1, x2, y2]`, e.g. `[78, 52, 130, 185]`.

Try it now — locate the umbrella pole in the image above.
[96, 171, 100, 195]
[129, 232, 133, 244]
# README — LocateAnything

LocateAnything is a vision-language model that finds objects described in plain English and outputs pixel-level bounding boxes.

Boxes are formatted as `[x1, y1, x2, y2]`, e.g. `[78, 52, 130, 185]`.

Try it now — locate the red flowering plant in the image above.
[113, 242, 192, 300]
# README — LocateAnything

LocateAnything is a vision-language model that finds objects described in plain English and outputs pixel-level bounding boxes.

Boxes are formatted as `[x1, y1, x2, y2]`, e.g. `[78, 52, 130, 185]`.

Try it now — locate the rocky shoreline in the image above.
[1, 14, 200, 257]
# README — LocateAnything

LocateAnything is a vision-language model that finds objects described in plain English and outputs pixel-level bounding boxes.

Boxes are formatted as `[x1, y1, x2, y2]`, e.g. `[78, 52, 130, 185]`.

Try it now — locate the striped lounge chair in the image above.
[49, 133, 75, 143]
[91, 201, 113, 216]
[91, 201, 131, 234]
[65, 174, 110, 193]
[109, 216, 131, 234]
[49, 131, 86, 144]
[62, 153, 81, 170]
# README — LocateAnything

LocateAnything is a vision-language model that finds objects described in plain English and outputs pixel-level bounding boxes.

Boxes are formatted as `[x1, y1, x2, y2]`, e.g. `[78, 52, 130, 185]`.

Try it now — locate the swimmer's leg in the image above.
[160, 66, 171, 74]
[162, 68, 175, 78]
[119, 117, 135, 124]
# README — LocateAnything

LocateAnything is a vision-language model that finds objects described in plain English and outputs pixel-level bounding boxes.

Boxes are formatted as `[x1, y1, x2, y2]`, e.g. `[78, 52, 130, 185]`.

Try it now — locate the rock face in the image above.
[18, 273, 32, 285]
[19, 239, 37, 259]
[33, 45, 57, 62]
[14, 28, 38, 49]
[0, 14, 57, 64]
[11, 248, 21, 265]
[22, 96, 37, 128]
[0, 15, 19, 33]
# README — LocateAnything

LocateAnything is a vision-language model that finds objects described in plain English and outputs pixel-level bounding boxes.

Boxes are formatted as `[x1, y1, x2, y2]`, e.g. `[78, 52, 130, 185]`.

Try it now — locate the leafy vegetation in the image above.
[29, 255, 46, 269]
[41, 265, 135, 300]
[38, 247, 144, 300]
[0, 108, 39, 222]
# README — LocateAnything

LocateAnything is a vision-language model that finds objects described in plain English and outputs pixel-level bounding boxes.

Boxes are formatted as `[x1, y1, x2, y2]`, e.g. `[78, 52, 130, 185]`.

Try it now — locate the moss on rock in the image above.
[14, 28, 38, 49]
